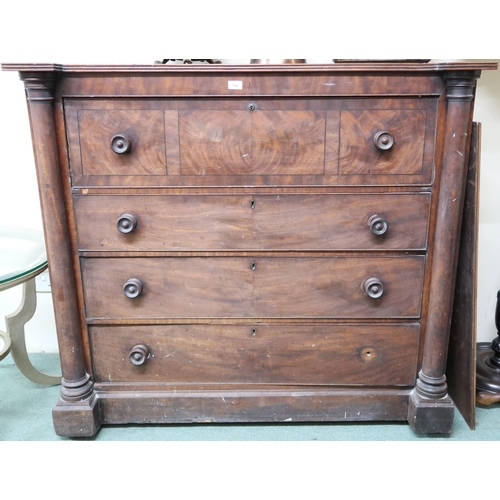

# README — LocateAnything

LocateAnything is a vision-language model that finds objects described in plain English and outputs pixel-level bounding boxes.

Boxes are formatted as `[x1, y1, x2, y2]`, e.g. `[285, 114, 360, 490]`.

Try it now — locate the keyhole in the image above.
[361, 347, 377, 362]
[250, 262, 256, 271]
[250, 199, 255, 209]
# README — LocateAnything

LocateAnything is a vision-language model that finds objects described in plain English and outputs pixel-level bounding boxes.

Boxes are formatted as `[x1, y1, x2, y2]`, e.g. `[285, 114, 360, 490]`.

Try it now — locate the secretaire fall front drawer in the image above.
[81, 256, 425, 320]
[64, 97, 437, 187]
[74, 193, 431, 252]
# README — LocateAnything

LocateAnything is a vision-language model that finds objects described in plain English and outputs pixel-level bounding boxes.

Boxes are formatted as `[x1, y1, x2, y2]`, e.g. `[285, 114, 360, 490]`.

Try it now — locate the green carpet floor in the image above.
[1, 352, 499, 441]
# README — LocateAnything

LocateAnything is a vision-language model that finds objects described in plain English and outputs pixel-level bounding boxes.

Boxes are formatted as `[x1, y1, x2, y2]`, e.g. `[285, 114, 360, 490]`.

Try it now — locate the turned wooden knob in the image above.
[373, 131, 394, 151]
[123, 278, 143, 299]
[111, 134, 132, 154]
[117, 213, 138, 234]
[363, 277, 384, 299]
[368, 215, 389, 236]
[129, 344, 149, 366]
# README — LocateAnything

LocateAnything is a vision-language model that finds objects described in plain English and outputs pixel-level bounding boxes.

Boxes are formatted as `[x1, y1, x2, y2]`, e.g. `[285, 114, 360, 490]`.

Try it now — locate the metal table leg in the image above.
[0, 325, 12, 361]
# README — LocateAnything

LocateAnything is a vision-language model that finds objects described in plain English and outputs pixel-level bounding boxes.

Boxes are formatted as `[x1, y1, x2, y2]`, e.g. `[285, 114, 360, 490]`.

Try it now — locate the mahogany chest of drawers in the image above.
[3, 61, 496, 437]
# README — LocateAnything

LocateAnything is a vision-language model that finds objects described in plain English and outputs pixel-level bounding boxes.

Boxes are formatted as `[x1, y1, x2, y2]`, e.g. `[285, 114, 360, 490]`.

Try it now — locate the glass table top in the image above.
[0, 227, 47, 289]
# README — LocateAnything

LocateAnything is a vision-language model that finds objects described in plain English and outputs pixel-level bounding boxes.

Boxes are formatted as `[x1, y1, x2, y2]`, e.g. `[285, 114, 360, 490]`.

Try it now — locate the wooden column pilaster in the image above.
[409, 71, 481, 433]
[20, 72, 100, 437]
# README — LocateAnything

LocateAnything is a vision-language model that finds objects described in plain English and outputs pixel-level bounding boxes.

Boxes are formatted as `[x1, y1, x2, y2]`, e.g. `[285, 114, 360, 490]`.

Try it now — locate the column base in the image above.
[408, 390, 455, 434]
[52, 392, 101, 438]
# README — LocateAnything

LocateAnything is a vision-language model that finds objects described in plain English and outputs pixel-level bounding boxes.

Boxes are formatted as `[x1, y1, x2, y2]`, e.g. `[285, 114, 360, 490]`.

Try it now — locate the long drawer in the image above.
[89, 323, 420, 386]
[74, 193, 430, 252]
[81, 256, 425, 320]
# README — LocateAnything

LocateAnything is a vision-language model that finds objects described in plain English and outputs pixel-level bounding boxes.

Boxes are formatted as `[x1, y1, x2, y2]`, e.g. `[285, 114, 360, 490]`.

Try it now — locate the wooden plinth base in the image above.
[52, 393, 101, 438]
[407, 390, 455, 434]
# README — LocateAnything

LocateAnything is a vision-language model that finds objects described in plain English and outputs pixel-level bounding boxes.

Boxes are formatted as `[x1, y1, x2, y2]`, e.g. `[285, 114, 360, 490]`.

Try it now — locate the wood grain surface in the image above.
[90, 323, 419, 385]
[339, 109, 427, 175]
[78, 109, 167, 176]
[74, 193, 430, 252]
[64, 96, 437, 187]
[81, 256, 425, 320]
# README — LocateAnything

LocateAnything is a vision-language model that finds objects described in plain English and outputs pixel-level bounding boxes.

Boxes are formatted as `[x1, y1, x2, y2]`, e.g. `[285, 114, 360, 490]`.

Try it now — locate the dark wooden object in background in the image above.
[447, 121, 481, 429]
[476, 289, 500, 405]
[1, 61, 497, 437]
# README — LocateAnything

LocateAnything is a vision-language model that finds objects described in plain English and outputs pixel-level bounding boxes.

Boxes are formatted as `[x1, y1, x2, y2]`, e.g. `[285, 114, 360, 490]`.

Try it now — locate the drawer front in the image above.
[65, 98, 436, 187]
[89, 323, 419, 386]
[74, 193, 430, 251]
[82, 256, 425, 320]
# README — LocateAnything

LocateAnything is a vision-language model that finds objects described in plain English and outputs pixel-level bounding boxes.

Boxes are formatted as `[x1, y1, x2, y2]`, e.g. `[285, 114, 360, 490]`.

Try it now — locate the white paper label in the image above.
[228, 80, 243, 90]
